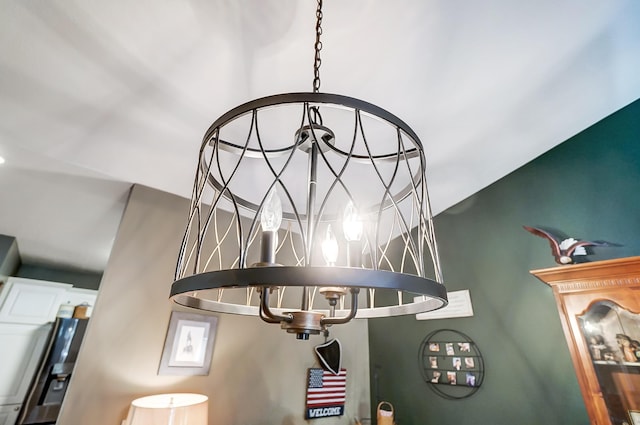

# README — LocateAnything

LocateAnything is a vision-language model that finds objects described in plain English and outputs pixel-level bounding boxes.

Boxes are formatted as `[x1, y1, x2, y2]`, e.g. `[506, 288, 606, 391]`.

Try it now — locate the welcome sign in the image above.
[305, 368, 347, 419]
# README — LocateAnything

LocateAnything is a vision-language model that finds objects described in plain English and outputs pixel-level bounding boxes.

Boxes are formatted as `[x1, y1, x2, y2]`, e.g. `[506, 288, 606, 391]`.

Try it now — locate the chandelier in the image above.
[170, 0, 448, 339]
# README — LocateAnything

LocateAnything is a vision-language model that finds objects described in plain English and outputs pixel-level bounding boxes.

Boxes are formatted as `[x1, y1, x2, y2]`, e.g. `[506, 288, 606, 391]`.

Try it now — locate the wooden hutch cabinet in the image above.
[531, 256, 640, 425]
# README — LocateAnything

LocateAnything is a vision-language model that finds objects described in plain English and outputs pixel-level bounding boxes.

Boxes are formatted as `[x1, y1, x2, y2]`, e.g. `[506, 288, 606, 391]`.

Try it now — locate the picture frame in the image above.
[458, 342, 471, 352]
[465, 357, 475, 369]
[452, 357, 462, 370]
[445, 343, 455, 356]
[158, 311, 218, 376]
[429, 356, 439, 368]
[465, 373, 476, 387]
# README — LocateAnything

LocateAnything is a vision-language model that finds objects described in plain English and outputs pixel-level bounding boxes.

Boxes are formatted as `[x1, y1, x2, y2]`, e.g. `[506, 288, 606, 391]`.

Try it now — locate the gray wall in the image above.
[59, 184, 371, 425]
[15, 263, 103, 290]
[0, 233, 103, 289]
[0, 235, 19, 278]
[369, 98, 640, 424]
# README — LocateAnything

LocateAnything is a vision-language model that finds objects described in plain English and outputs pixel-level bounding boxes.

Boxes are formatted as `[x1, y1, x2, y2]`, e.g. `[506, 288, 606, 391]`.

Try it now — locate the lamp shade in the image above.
[170, 0, 449, 339]
[124, 393, 208, 425]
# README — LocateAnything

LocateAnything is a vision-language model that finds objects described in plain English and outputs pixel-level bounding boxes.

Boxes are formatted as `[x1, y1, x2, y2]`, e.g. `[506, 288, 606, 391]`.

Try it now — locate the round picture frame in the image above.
[418, 329, 484, 400]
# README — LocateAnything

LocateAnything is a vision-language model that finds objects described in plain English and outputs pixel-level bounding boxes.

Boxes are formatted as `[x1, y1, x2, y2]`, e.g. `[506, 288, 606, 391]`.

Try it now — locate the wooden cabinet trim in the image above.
[531, 256, 640, 291]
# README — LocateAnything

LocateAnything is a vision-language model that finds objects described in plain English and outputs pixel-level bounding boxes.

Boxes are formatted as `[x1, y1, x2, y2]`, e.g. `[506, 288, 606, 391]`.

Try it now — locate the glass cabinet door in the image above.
[579, 301, 640, 425]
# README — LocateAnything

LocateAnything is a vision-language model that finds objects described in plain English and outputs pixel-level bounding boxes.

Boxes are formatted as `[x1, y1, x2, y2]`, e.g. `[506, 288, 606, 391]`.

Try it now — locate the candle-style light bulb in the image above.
[259, 188, 282, 265]
[343, 201, 363, 267]
[261, 188, 282, 231]
[322, 225, 339, 266]
[342, 201, 363, 242]
[320, 224, 345, 315]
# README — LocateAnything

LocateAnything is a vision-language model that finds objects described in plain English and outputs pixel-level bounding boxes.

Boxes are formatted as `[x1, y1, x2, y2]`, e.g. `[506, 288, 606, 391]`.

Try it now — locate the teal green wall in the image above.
[368, 98, 640, 425]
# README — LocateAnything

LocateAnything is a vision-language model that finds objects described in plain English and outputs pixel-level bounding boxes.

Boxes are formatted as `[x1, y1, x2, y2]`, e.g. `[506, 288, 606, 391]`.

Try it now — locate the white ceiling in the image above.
[1, 0, 639, 273]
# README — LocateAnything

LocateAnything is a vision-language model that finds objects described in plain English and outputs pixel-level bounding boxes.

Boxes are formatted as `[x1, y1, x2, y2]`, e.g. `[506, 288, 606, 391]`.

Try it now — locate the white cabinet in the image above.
[0, 278, 72, 324]
[0, 404, 21, 425]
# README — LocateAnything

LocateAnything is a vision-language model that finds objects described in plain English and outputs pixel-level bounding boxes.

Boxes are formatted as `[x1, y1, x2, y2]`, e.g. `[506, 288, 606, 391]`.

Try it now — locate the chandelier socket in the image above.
[281, 311, 326, 340]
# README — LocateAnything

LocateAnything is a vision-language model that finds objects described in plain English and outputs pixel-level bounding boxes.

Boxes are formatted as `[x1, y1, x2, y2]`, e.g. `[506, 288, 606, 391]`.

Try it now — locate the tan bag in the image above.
[377, 401, 394, 425]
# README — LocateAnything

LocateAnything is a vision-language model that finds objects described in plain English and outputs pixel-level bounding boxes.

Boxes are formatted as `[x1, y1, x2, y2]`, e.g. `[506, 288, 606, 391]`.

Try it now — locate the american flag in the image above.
[306, 368, 347, 408]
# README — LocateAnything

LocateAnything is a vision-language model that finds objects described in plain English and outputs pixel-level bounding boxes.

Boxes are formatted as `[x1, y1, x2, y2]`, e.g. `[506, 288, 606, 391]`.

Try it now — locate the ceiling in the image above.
[1, 0, 639, 273]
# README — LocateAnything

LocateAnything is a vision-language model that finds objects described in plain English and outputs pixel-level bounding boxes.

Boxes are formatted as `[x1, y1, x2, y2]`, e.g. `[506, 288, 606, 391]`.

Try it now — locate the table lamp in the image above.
[123, 393, 208, 425]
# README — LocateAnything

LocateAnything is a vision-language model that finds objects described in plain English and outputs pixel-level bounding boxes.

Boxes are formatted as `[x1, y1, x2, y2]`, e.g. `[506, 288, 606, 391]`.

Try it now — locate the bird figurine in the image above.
[523, 225, 619, 265]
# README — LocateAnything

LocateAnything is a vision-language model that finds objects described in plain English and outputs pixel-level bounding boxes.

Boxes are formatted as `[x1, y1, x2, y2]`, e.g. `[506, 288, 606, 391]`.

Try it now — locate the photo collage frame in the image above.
[419, 329, 484, 400]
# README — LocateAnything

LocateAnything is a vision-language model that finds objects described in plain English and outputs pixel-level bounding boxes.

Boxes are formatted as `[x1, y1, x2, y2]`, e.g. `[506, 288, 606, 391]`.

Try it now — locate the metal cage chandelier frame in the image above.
[171, 0, 448, 339]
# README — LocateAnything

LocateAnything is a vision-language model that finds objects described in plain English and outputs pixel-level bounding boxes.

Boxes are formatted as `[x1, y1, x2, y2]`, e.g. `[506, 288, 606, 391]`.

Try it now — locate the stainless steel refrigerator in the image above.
[17, 317, 89, 425]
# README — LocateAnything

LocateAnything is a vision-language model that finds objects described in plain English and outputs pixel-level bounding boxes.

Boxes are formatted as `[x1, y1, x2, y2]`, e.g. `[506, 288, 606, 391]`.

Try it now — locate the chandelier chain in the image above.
[313, 0, 323, 94]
